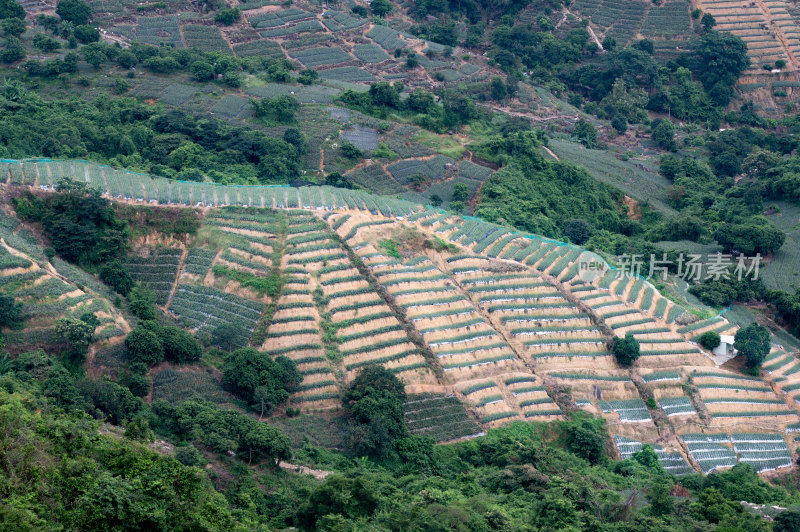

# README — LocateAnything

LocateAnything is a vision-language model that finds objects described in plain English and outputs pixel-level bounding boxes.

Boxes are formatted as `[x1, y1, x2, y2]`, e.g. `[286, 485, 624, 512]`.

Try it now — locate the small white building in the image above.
[712, 335, 736, 358]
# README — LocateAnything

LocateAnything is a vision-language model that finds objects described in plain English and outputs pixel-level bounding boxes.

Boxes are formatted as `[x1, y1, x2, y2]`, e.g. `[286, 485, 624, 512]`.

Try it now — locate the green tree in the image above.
[298, 68, 318, 85]
[210, 323, 246, 351]
[734, 323, 771, 368]
[651, 119, 676, 151]
[1, 17, 25, 36]
[214, 7, 240, 25]
[699, 331, 721, 350]
[239, 422, 291, 465]
[128, 286, 157, 321]
[56, 0, 91, 25]
[701, 12, 716, 31]
[573, 118, 597, 148]
[342, 364, 406, 407]
[1, 36, 25, 63]
[774, 509, 800, 532]
[190, 60, 214, 82]
[55, 317, 94, 352]
[0, 0, 24, 19]
[0, 294, 21, 328]
[161, 327, 202, 363]
[99, 260, 133, 296]
[562, 219, 594, 245]
[451, 182, 470, 202]
[565, 413, 607, 464]
[714, 221, 785, 255]
[370, 0, 392, 17]
[124, 326, 164, 367]
[612, 332, 640, 367]
[73, 24, 99, 43]
[283, 127, 306, 156]
[340, 140, 363, 159]
[222, 347, 300, 415]
[694, 31, 749, 107]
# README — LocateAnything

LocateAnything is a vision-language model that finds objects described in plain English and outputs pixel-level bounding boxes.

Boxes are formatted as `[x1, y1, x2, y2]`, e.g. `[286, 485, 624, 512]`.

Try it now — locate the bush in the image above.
[100, 260, 133, 296]
[734, 323, 770, 368]
[562, 219, 593, 245]
[125, 327, 164, 367]
[175, 444, 202, 466]
[56, 0, 91, 25]
[341, 140, 363, 159]
[222, 347, 300, 416]
[698, 331, 721, 350]
[611, 333, 640, 367]
[214, 7, 240, 25]
[74, 25, 99, 43]
[191, 61, 215, 82]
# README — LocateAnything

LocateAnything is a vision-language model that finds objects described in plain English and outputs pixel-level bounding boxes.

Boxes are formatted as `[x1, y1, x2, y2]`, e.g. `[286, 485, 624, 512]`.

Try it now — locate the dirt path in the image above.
[278, 461, 332, 479]
[542, 146, 559, 160]
[164, 247, 188, 310]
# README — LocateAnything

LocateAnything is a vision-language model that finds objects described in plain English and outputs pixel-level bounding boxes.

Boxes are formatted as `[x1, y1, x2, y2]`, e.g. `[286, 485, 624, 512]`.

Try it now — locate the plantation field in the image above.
[764, 202, 800, 291]
[548, 139, 676, 215]
[9, 160, 800, 473]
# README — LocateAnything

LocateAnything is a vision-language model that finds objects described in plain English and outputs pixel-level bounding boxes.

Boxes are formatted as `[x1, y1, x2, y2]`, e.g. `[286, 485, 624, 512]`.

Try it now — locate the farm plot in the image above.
[288, 47, 353, 67]
[170, 283, 264, 349]
[260, 20, 323, 38]
[404, 393, 482, 442]
[324, 267, 434, 380]
[321, 10, 367, 32]
[547, 139, 675, 215]
[266, 269, 340, 409]
[453, 269, 611, 368]
[210, 95, 250, 118]
[363, 250, 519, 379]
[680, 433, 737, 473]
[640, 0, 691, 37]
[352, 43, 391, 63]
[681, 432, 793, 474]
[121, 247, 182, 305]
[614, 436, 694, 475]
[545, 371, 643, 417]
[387, 156, 455, 184]
[457, 380, 520, 427]
[183, 248, 217, 278]
[367, 25, 407, 52]
[319, 67, 376, 82]
[345, 164, 404, 195]
[152, 368, 228, 404]
[763, 202, 800, 292]
[340, 125, 378, 151]
[135, 16, 183, 48]
[598, 398, 652, 423]
[459, 160, 493, 181]
[731, 433, 793, 473]
[503, 375, 562, 419]
[183, 25, 231, 54]
[247, 8, 312, 28]
[233, 39, 285, 59]
[691, 370, 797, 424]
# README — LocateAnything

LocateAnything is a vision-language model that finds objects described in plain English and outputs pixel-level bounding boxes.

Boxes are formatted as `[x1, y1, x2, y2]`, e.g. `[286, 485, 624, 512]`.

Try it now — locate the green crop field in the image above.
[548, 139, 676, 214]
[764, 202, 800, 292]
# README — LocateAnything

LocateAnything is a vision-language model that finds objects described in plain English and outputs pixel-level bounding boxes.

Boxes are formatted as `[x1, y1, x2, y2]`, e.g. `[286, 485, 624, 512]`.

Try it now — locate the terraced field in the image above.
[6, 158, 800, 475]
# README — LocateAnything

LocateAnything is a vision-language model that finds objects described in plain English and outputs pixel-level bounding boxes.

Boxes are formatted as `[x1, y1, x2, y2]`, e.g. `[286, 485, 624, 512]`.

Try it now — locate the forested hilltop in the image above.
[6, 0, 800, 529]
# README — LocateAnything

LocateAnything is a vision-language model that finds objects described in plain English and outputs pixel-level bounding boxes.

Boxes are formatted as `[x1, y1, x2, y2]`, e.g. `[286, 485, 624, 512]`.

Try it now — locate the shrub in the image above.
[56, 0, 90, 25]
[611, 333, 640, 367]
[735, 324, 771, 368]
[698, 331, 721, 351]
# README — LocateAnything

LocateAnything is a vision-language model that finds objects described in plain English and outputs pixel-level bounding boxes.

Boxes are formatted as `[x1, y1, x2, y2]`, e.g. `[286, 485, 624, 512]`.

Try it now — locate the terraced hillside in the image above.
[5, 158, 800, 475]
